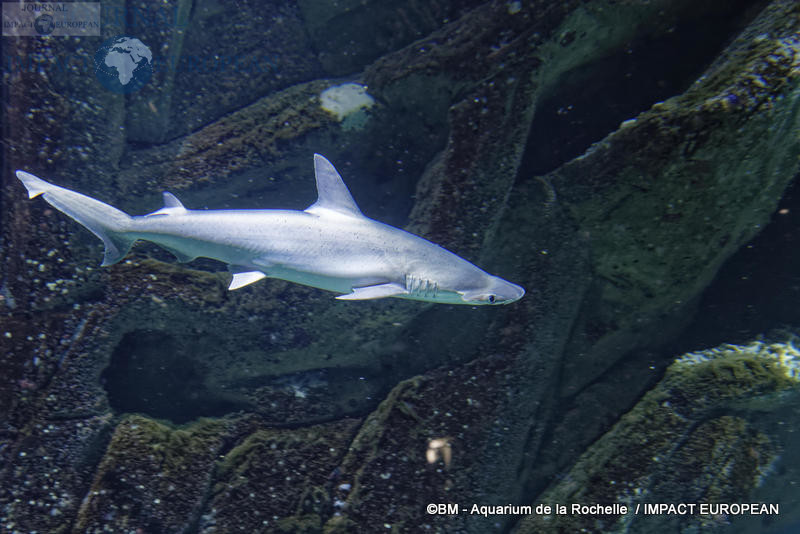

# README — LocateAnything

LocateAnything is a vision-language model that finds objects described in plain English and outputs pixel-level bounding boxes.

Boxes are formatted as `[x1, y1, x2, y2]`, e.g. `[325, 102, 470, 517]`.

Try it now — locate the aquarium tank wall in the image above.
[1, 1, 800, 533]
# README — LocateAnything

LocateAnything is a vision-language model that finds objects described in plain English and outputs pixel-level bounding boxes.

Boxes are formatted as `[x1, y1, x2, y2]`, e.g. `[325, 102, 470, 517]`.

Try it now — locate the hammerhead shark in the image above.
[16, 155, 524, 305]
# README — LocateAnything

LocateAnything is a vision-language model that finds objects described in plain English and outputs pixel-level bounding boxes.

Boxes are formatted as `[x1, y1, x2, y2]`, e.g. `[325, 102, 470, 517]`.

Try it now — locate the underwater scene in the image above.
[2, 0, 800, 533]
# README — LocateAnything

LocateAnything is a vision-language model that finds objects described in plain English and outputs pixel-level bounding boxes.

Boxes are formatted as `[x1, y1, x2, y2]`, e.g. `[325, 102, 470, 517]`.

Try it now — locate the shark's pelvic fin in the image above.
[336, 282, 409, 300]
[228, 270, 267, 290]
[161, 246, 196, 263]
[16, 170, 135, 266]
[305, 154, 364, 218]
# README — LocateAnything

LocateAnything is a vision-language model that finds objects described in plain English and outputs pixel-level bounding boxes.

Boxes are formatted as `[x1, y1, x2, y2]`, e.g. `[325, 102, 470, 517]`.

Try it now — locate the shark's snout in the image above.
[461, 276, 525, 305]
[492, 278, 525, 305]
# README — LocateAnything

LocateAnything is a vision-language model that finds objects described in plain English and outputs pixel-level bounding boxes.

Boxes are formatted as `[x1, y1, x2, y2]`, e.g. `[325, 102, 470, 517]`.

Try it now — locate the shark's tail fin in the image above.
[16, 170, 135, 266]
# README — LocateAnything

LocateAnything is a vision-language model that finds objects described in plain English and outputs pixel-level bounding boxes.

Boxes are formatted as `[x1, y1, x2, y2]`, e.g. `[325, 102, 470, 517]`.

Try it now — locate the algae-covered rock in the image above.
[73, 415, 232, 532]
[513, 0, 800, 500]
[513, 336, 800, 534]
[321, 354, 526, 533]
[203, 419, 360, 533]
[555, 0, 800, 395]
[0, 414, 114, 534]
[123, 0, 322, 143]
[124, 79, 336, 192]
[3, 1, 800, 533]
[298, 0, 485, 76]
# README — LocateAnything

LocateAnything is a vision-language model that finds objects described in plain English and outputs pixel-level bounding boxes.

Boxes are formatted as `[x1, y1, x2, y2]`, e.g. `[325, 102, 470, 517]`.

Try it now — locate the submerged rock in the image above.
[205, 419, 360, 533]
[321, 353, 524, 533]
[298, 0, 486, 76]
[519, 0, 800, 501]
[69, 414, 360, 533]
[123, 0, 323, 143]
[513, 335, 800, 534]
[2, 0, 800, 533]
[73, 415, 233, 533]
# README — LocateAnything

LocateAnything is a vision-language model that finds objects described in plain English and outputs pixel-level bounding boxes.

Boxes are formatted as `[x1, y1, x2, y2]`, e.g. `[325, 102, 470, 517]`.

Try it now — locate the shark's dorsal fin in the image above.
[145, 192, 187, 217]
[162, 192, 185, 209]
[305, 154, 364, 217]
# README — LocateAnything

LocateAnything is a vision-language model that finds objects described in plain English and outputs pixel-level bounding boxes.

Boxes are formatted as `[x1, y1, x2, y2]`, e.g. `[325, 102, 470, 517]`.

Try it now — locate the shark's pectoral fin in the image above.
[228, 271, 267, 290]
[336, 283, 408, 301]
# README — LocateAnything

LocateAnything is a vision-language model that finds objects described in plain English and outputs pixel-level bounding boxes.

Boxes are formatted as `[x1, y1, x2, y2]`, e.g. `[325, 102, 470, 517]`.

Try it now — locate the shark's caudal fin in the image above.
[16, 171, 135, 266]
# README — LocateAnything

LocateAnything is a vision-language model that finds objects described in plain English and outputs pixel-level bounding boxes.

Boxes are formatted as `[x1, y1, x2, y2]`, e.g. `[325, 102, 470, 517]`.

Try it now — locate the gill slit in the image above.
[405, 274, 439, 297]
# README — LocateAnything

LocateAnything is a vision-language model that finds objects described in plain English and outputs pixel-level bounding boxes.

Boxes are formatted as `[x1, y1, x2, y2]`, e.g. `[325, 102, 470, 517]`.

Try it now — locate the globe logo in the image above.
[94, 36, 153, 94]
[34, 14, 55, 35]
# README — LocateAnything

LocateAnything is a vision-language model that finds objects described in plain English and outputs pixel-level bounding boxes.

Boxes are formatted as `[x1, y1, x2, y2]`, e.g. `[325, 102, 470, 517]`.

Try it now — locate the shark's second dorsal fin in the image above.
[305, 154, 364, 218]
[145, 192, 187, 217]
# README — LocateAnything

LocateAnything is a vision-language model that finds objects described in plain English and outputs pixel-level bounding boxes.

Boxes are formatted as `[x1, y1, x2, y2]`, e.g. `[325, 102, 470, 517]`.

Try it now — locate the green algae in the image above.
[319, 354, 525, 533]
[73, 415, 232, 533]
[513, 335, 800, 534]
[165, 80, 335, 188]
[207, 419, 360, 533]
[549, 0, 800, 401]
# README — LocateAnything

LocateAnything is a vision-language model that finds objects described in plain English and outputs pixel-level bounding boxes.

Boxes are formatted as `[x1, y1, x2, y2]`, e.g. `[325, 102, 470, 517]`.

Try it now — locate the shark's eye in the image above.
[488, 295, 496, 304]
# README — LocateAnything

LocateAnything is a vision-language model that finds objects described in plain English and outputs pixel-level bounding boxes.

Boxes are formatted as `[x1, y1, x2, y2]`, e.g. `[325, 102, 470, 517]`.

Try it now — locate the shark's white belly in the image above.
[129, 209, 424, 293]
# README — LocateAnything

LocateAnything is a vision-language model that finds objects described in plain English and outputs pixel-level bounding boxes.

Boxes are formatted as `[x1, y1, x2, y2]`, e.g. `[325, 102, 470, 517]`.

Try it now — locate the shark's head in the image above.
[460, 275, 525, 305]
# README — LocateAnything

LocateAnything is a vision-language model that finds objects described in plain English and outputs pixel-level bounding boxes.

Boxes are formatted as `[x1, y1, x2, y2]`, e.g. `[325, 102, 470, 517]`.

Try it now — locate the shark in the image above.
[15, 154, 525, 305]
